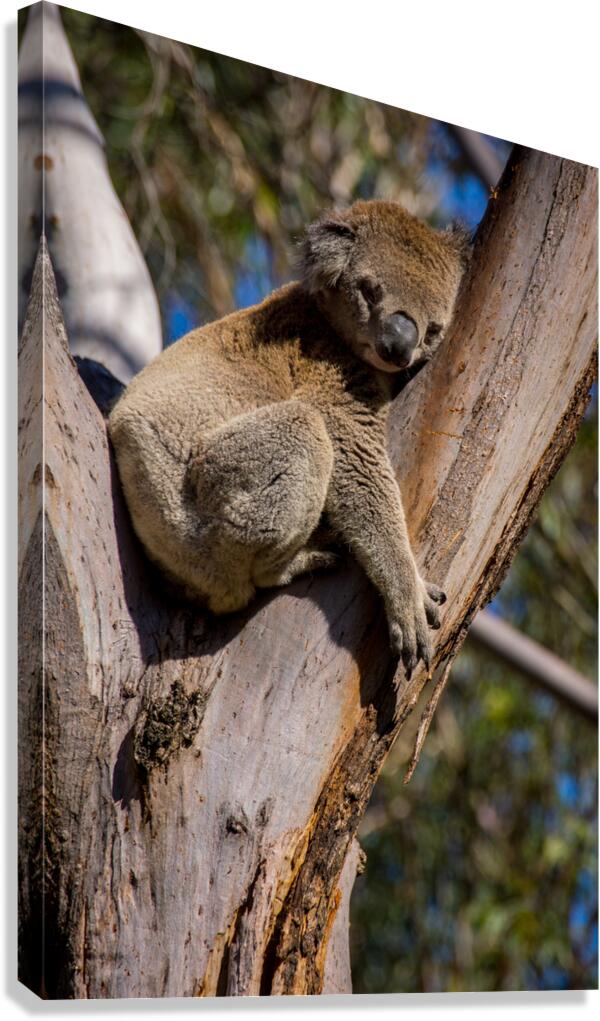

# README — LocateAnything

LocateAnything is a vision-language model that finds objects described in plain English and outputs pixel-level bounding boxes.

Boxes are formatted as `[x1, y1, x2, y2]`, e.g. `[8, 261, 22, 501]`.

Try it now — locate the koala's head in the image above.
[301, 200, 470, 373]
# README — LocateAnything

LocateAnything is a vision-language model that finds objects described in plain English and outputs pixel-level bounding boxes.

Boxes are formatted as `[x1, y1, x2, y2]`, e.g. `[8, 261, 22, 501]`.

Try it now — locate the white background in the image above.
[1, 0, 598, 1018]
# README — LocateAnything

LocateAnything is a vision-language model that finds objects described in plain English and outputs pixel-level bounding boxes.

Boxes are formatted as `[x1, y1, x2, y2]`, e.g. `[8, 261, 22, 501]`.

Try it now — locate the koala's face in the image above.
[302, 200, 470, 373]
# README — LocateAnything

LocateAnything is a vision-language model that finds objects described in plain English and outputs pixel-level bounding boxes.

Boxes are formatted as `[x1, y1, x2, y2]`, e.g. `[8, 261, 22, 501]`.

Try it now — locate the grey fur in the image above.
[108, 200, 467, 673]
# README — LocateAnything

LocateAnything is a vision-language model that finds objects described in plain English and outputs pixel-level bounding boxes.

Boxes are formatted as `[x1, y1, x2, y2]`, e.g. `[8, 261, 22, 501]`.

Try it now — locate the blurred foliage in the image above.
[19, 6, 596, 994]
[352, 407, 597, 992]
[497, 406, 597, 675]
[351, 640, 597, 992]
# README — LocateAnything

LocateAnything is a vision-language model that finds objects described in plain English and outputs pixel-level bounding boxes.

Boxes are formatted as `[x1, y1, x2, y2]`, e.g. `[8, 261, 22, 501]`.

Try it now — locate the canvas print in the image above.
[17, 1, 598, 999]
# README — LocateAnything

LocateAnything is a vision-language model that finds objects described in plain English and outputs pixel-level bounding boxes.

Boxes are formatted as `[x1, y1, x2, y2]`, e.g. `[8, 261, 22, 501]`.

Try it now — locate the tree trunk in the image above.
[18, 2, 162, 380]
[18, 147, 597, 999]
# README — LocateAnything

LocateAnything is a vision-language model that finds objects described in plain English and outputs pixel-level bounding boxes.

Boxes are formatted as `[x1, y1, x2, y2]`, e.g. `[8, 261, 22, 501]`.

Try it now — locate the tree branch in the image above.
[447, 124, 505, 191]
[470, 609, 598, 718]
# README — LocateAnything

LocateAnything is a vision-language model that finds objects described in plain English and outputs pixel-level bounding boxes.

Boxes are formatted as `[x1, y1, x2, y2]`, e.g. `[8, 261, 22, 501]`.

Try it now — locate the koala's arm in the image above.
[323, 415, 443, 673]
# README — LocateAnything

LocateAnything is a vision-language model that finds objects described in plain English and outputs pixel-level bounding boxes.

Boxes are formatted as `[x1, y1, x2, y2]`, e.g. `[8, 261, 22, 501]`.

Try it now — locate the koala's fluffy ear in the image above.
[301, 215, 356, 293]
[442, 220, 473, 269]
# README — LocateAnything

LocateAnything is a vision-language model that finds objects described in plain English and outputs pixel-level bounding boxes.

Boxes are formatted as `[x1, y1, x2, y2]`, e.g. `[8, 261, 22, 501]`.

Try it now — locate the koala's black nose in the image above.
[379, 313, 419, 366]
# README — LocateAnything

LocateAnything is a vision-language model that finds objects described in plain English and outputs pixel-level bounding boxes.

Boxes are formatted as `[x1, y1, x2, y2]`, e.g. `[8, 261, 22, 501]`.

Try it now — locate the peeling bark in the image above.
[18, 147, 597, 998]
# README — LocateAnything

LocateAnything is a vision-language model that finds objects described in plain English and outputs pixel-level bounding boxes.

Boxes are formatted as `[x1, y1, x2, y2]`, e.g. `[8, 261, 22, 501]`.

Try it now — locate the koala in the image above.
[108, 200, 468, 674]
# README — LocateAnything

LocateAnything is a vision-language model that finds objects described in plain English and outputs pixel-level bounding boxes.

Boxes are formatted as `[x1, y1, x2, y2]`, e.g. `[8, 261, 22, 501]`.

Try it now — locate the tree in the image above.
[18, 3, 162, 380]
[18, 143, 597, 998]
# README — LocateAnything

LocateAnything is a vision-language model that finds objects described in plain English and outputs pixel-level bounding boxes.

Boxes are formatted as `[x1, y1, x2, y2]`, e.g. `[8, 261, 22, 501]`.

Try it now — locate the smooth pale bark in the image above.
[18, 148, 597, 999]
[470, 610, 598, 718]
[18, 2, 162, 380]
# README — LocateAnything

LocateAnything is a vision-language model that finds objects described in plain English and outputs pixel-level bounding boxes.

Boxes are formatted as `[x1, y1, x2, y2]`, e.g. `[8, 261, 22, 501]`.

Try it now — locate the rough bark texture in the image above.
[18, 148, 597, 999]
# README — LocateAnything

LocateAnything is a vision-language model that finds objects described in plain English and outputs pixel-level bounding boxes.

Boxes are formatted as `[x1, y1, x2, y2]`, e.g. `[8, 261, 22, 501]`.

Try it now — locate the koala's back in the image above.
[115, 305, 290, 437]
[108, 283, 330, 589]
[110, 281, 344, 464]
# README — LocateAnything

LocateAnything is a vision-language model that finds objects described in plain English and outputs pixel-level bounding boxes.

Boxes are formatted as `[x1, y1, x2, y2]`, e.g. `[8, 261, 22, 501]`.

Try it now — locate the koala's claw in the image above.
[415, 626, 433, 670]
[424, 598, 441, 630]
[418, 636, 432, 671]
[389, 621, 404, 659]
[403, 644, 418, 678]
[426, 582, 446, 605]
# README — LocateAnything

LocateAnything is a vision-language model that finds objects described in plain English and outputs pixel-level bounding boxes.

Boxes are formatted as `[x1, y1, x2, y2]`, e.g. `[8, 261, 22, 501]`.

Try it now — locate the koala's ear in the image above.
[300, 215, 356, 293]
[442, 220, 473, 269]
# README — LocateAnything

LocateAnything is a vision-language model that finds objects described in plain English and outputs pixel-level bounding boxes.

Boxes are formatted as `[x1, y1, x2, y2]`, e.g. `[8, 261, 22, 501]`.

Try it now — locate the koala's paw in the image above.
[388, 579, 446, 677]
[388, 609, 432, 679]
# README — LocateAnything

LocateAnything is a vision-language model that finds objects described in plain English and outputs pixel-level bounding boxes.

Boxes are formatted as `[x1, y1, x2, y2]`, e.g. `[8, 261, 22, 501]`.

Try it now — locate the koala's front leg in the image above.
[324, 430, 444, 674]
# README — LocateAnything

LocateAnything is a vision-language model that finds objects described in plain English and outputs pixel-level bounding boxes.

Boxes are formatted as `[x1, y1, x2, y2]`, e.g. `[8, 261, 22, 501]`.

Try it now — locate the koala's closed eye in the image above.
[424, 322, 443, 345]
[358, 277, 383, 307]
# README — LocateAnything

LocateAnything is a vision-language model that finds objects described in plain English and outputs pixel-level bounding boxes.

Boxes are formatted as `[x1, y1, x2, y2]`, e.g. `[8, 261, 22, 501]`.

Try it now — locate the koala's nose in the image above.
[380, 313, 419, 366]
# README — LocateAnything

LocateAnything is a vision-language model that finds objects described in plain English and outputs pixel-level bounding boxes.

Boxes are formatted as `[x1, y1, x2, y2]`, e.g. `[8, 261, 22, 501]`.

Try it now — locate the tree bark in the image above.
[18, 3, 162, 380]
[18, 147, 597, 999]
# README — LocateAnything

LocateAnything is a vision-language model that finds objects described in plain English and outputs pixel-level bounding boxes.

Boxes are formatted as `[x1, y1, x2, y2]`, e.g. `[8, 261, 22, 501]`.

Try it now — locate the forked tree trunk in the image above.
[18, 147, 597, 998]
